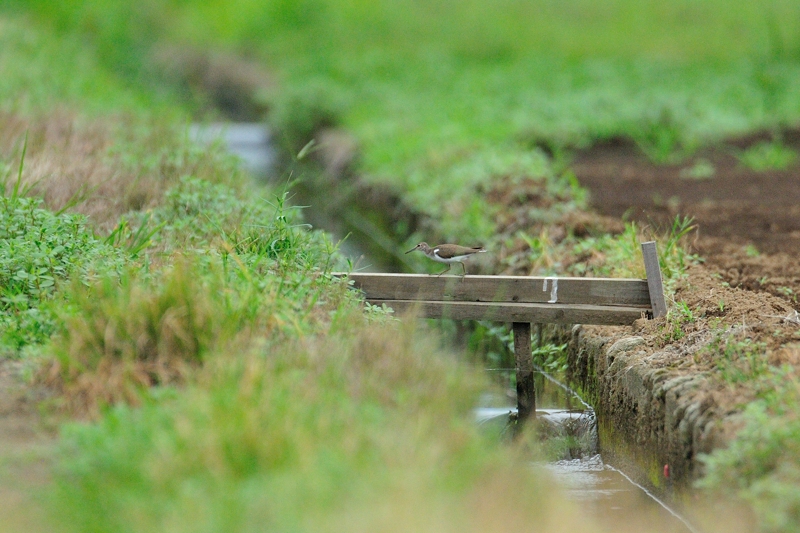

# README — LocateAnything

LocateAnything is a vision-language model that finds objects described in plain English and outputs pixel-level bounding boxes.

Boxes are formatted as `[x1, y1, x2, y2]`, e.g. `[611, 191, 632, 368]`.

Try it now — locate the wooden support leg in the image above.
[641, 241, 667, 319]
[536, 323, 544, 349]
[513, 322, 535, 423]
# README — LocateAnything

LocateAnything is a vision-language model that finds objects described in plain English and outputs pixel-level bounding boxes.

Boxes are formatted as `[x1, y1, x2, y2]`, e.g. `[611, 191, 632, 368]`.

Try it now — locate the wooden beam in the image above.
[513, 322, 535, 422]
[335, 273, 651, 307]
[367, 300, 648, 325]
[641, 242, 667, 319]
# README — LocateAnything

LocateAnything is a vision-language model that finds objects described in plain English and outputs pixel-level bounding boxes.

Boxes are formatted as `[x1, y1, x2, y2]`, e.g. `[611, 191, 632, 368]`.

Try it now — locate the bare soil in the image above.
[567, 132, 800, 485]
[573, 130, 800, 309]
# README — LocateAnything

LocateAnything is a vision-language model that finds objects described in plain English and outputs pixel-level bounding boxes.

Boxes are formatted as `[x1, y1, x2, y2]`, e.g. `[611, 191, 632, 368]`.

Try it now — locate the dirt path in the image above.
[573, 130, 800, 310]
[0, 359, 56, 532]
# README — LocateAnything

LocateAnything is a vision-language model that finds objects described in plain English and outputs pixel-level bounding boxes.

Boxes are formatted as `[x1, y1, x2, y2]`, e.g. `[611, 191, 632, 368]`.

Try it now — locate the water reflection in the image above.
[476, 371, 698, 533]
[547, 456, 699, 533]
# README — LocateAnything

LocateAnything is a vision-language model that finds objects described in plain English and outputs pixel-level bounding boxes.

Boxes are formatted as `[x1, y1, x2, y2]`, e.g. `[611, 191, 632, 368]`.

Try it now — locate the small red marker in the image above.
[664, 464, 670, 478]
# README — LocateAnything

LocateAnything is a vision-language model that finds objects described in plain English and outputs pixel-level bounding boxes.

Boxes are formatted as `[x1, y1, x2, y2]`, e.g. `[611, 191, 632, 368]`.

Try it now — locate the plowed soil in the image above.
[574, 131, 800, 310]
[564, 133, 800, 488]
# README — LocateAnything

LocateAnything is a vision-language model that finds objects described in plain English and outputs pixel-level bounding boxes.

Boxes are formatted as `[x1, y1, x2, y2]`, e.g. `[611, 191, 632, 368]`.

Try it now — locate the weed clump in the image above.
[45, 239, 349, 417]
[45, 260, 225, 414]
[0, 194, 125, 350]
[699, 369, 800, 533]
[736, 140, 798, 172]
[137, 176, 331, 271]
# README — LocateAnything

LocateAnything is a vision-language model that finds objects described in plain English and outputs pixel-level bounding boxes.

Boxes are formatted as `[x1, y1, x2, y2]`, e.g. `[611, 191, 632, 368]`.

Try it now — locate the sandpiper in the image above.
[405, 242, 486, 276]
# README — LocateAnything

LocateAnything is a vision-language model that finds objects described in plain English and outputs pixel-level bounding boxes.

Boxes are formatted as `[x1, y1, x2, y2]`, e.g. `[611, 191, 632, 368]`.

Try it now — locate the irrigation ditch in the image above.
[152, 36, 799, 511]
[191, 121, 727, 531]
[186, 59, 800, 527]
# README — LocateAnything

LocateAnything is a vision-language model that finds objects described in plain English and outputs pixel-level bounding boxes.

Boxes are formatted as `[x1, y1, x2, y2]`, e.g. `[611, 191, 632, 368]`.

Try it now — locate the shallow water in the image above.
[189, 123, 276, 177]
[476, 373, 698, 533]
[547, 456, 698, 533]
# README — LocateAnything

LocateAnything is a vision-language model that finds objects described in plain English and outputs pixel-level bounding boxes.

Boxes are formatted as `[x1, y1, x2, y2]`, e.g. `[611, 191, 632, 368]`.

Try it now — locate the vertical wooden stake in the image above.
[513, 322, 535, 422]
[641, 241, 667, 318]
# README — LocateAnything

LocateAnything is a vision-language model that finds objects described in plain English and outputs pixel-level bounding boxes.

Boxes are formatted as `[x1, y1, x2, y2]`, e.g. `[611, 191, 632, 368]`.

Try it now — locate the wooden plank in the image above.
[513, 322, 535, 422]
[368, 299, 648, 325]
[334, 273, 651, 307]
[641, 242, 667, 319]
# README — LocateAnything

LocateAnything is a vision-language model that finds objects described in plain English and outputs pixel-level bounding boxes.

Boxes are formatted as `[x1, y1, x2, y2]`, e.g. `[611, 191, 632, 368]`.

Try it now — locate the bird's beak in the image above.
[405, 245, 418, 254]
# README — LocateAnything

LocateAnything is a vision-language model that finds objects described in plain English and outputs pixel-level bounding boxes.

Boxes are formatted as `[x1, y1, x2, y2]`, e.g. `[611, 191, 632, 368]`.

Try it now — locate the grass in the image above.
[23, 159, 590, 531]
[8, 1, 800, 244]
[0, 90, 584, 532]
[41, 172, 353, 416]
[0, 193, 126, 351]
[0, 111, 247, 232]
[50, 317, 592, 533]
[736, 140, 799, 171]
[699, 368, 800, 533]
[499, 213, 696, 283]
[680, 158, 716, 181]
[0, 14, 173, 115]
[46, 260, 240, 414]
[2, 3, 800, 533]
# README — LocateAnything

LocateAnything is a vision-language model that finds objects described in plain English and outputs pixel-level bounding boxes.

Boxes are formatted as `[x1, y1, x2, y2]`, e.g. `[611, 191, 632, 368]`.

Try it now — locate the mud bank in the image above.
[565, 264, 800, 488]
[566, 326, 726, 488]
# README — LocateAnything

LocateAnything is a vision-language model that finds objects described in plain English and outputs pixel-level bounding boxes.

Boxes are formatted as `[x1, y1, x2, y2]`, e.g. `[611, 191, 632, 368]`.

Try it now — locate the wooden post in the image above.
[641, 241, 667, 318]
[512, 322, 535, 422]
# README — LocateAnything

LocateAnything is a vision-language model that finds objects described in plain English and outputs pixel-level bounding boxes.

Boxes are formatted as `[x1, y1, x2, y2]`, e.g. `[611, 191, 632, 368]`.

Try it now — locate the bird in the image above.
[405, 242, 486, 276]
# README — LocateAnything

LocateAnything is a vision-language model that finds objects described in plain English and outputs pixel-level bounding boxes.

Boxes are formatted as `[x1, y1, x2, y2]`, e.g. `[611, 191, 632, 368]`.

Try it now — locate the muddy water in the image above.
[194, 123, 700, 533]
[477, 373, 699, 533]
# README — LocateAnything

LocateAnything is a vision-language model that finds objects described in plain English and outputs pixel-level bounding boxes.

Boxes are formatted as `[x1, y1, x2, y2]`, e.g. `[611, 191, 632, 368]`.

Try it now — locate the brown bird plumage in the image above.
[405, 242, 486, 276]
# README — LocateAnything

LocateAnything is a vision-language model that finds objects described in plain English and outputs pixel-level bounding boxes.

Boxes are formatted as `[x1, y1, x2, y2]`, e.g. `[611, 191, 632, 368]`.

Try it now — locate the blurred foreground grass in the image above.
[51, 309, 581, 533]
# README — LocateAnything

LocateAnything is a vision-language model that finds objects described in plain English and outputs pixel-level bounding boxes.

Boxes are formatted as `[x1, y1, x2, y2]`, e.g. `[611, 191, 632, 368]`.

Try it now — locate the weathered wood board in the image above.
[366, 299, 647, 325]
[337, 273, 651, 307]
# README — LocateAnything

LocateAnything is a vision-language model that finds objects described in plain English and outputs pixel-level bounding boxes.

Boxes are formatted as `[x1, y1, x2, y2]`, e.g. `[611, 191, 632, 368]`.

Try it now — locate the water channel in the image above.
[191, 122, 701, 533]
[477, 371, 699, 533]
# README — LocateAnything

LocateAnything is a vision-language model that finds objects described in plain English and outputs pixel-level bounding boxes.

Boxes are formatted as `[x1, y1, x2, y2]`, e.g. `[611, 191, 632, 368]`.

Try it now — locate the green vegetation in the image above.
[567, 216, 696, 282]
[0, 12, 583, 532]
[2, 1, 800, 532]
[0, 14, 171, 115]
[8, 0, 800, 243]
[708, 333, 770, 384]
[0, 192, 125, 351]
[51, 318, 575, 533]
[680, 158, 716, 181]
[700, 368, 800, 533]
[737, 140, 799, 171]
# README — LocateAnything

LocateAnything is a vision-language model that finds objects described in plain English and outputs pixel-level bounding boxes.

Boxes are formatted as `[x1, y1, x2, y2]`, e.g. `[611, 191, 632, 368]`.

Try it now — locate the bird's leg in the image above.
[436, 264, 452, 276]
[459, 261, 467, 280]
